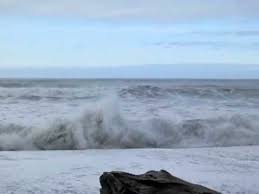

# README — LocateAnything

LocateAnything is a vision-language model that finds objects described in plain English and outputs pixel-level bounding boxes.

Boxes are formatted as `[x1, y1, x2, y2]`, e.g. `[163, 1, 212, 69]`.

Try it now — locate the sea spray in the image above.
[0, 98, 259, 151]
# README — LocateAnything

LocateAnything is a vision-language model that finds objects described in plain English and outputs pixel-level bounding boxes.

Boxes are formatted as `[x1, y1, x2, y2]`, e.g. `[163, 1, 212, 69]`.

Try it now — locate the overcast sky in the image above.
[0, 0, 259, 78]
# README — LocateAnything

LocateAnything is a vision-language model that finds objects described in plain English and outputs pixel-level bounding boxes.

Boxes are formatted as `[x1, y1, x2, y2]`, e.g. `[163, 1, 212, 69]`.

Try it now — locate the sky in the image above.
[0, 0, 259, 78]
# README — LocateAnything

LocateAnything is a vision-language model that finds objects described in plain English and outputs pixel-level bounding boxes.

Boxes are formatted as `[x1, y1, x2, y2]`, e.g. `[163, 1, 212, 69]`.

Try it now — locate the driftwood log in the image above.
[100, 170, 220, 194]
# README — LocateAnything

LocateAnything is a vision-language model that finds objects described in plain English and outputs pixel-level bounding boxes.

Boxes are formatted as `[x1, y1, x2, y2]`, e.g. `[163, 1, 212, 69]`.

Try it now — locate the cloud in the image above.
[234, 30, 259, 36]
[189, 30, 259, 37]
[153, 41, 259, 49]
[154, 41, 223, 48]
[0, 0, 259, 22]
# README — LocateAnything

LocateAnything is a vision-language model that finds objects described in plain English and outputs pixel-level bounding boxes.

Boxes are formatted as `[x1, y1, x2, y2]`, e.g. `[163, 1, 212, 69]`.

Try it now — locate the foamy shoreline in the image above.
[1, 146, 259, 194]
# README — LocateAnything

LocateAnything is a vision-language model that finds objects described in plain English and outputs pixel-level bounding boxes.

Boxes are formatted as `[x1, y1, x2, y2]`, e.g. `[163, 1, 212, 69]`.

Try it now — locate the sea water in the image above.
[0, 79, 259, 150]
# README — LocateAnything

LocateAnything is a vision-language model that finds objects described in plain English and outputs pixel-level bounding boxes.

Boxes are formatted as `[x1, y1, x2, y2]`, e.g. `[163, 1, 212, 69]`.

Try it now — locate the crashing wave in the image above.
[0, 99, 259, 151]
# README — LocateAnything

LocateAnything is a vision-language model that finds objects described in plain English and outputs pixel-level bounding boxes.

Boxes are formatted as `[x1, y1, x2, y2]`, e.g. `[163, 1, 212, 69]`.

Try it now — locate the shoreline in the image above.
[1, 146, 259, 194]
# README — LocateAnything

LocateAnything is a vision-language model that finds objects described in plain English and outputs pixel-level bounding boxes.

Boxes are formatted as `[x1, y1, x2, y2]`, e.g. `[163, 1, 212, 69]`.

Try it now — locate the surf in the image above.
[1, 98, 259, 151]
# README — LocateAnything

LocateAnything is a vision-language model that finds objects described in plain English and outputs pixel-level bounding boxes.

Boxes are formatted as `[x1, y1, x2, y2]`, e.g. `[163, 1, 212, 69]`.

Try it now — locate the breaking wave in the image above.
[0, 99, 259, 151]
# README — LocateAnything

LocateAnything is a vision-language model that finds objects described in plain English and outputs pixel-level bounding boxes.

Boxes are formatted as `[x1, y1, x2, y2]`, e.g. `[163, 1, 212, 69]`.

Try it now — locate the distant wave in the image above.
[18, 95, 94, 101]
[0, 80, 81, 88]
[0, 99, 259, 151]
[119, 84, 259, 99]
[1, 83, 259, 101]
[0, 87, 97, 101]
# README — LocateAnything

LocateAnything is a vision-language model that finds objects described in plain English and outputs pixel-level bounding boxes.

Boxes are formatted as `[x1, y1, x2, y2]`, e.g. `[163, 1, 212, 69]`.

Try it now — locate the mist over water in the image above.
[0, 79, 259, 151]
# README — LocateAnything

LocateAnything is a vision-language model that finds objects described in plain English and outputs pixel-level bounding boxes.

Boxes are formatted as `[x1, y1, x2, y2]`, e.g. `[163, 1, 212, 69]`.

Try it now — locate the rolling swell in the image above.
[0, 101, 259, 151]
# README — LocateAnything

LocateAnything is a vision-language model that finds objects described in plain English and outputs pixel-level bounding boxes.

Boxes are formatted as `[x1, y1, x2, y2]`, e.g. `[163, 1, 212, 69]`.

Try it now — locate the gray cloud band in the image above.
[0, 0, 259, 21]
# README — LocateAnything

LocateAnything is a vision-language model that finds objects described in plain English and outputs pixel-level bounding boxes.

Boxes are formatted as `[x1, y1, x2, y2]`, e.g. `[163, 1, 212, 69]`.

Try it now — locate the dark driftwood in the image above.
[100, 170, 221, 194]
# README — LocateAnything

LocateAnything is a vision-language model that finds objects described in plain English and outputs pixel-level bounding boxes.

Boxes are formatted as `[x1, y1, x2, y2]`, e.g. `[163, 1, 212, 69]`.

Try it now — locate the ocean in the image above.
[1, 79, 259, 150]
